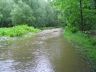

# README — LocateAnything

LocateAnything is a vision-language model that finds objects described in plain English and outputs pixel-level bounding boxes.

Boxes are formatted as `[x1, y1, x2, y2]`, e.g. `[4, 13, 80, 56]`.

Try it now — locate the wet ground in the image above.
[0, 28, 91, 72]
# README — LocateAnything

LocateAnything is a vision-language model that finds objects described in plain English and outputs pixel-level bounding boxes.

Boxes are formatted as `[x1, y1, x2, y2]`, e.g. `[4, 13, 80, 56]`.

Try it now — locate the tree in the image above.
[79, 0, 84, 31]
[10, 0, 35, 26]
[0, 0, 14, 27]
[53, 0, 96, 31]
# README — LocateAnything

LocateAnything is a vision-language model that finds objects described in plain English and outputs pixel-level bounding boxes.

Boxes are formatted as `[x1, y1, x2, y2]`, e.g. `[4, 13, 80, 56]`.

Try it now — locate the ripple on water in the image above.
[0, 28, 91, 72]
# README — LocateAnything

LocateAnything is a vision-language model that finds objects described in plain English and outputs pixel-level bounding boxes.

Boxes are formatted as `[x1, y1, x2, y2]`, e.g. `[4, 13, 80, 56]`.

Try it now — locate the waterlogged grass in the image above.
[64, 30, 96, 70]
[0, 25, 41, 37]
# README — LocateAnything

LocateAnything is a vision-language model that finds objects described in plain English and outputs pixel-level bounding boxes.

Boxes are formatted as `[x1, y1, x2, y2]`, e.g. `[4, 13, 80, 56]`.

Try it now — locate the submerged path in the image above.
[0, 28, 91, 72]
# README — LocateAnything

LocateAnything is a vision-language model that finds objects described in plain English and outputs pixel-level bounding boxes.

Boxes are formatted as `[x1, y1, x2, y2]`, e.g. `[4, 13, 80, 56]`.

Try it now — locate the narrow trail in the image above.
[0, 28, 91, 72]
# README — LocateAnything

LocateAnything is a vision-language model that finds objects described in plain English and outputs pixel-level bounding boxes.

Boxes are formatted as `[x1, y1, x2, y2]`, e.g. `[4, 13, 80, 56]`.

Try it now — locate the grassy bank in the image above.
[64, 30, 96, 71]
[0, 25, 41, 37]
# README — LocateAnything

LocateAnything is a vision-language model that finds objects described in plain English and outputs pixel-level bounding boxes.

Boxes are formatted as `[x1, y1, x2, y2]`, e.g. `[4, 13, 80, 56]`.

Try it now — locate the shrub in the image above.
[0, 25, 40, 37]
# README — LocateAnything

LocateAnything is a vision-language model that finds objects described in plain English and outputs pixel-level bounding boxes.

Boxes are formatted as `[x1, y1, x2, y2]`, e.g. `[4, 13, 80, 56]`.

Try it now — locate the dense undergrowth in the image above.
[64, 29, 96, 71]
[0, 25, 40, 37]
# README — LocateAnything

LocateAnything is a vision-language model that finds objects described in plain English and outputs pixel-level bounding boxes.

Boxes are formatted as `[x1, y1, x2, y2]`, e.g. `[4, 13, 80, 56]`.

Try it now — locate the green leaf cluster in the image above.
[0, 25, 40, 37]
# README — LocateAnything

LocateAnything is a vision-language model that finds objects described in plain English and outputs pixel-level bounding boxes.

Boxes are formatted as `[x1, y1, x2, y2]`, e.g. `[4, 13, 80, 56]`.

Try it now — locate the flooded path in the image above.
[0, 28, 91, 72]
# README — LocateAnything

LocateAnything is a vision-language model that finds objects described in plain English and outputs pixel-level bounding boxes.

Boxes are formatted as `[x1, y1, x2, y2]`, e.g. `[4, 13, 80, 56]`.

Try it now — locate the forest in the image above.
[0, 0, 58, 27]
[0, 0, 96, 72]
[0, 0, 96, 31]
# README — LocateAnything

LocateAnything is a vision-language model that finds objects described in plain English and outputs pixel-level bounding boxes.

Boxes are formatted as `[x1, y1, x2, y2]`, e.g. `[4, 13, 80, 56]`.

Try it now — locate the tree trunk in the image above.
[94, 0, 96, 9]
[79, 0, 84, 31]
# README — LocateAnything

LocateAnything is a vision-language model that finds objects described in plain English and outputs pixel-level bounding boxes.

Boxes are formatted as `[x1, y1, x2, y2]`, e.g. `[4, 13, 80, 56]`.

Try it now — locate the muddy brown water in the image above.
[0, 28, 91, 72]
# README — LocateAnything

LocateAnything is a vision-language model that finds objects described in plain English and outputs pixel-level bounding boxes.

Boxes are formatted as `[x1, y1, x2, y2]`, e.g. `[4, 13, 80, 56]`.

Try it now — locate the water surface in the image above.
[0, 29, 91, 72]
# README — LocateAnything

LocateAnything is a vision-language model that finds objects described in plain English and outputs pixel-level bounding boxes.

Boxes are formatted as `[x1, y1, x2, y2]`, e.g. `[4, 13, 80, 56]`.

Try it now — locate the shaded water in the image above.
[0, 29, 91, 72]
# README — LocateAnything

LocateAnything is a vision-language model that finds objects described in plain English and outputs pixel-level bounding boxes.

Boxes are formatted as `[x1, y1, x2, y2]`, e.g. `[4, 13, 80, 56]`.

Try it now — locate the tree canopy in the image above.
[53, 0, 96, 31]
[0, 0, 96, 31]
[0, 0, 58, 27]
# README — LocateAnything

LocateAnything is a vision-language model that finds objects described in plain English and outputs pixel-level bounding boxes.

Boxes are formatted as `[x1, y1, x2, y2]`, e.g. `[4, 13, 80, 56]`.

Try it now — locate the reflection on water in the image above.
[33, 55, 54, 72]
[0, 29, 91, 72]
[0, 60, 14, 72]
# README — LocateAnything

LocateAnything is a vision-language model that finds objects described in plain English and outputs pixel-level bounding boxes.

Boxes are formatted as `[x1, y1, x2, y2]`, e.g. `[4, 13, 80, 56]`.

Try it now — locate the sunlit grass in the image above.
[0, 25, 41, 37]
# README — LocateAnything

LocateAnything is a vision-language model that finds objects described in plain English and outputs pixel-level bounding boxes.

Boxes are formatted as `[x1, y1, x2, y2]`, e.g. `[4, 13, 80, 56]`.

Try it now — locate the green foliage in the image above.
[0, 0, 14, 27]
[0, 0, 58, 27]
[83, 9, 96, 30]
[65, 25, 78, 33]
[53, 0, 96, 31]
[0, 25, 40, 37]
[0, 0, 96, 29]
[10, 1, 35, 26]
